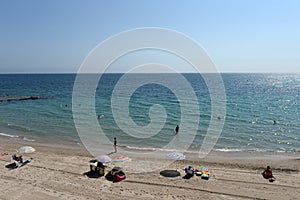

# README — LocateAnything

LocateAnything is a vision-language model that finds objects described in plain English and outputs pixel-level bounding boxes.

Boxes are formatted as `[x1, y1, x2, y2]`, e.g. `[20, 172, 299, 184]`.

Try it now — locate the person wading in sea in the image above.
[175, 125, 179, 135]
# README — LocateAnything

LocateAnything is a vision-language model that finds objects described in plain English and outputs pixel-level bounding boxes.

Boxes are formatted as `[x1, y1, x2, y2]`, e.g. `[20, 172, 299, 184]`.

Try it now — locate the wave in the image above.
[214, 148, 245, 152]
[0, 132, 35, 142]
[5, 123, 46, 137]
[7, 123, 32, 132]
[0, 132, 19, 138]
[125, 145, 201, 154]
[125, 145, 177, 152]
[123, 145, 299, 154]
[214, 148, 300, 153]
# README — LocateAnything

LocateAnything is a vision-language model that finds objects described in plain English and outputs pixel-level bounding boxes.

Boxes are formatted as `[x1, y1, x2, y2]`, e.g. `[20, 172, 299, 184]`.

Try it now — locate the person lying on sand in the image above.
[0, 153, 8, 159]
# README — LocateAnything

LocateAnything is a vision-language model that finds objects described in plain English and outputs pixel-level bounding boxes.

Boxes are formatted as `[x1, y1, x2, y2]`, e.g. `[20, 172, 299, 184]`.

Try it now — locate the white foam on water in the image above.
[0, 132, 35, 142]
[0, 132, 19, 138]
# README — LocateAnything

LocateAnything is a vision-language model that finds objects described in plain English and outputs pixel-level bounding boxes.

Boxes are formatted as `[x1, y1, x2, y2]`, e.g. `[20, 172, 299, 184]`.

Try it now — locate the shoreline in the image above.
[1, 136, 299, 172]
[1, 122, 299, 156]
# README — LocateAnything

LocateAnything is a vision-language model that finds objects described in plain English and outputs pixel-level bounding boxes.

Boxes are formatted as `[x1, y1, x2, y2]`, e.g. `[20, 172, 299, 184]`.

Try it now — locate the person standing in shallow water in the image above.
[175, 125, 179, 134]
[113, 137, 117, 153]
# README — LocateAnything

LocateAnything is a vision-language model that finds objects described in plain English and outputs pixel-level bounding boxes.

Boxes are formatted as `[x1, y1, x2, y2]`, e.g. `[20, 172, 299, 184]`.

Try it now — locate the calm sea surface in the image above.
[0, 73, 299, 153]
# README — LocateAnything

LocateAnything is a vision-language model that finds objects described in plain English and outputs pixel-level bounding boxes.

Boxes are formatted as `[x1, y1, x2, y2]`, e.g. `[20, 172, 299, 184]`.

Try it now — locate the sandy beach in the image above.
[0, 137, 299, 200]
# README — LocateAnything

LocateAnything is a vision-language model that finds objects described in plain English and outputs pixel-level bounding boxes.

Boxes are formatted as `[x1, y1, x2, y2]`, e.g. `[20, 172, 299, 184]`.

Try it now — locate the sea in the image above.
[0, 73, 299, 154]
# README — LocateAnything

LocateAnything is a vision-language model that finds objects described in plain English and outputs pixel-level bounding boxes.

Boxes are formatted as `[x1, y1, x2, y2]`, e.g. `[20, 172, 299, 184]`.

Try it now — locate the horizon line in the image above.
[1, 71, 300, 74]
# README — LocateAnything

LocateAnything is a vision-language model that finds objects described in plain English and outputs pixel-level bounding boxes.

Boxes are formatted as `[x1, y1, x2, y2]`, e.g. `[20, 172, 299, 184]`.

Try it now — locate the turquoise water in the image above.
[0, 73, 299, 153]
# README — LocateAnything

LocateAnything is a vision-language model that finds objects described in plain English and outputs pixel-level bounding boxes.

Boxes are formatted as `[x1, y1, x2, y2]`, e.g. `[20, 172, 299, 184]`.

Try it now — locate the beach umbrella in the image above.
[166, 151, 185, 171]
[166, 151, 185, 161]
[96, 155, 112, 164]
[112, 156, 132, 164]
[17, 146, 36, 153]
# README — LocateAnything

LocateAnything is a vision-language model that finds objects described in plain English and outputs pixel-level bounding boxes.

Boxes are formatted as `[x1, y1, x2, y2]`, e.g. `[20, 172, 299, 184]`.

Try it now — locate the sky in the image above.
[0, 0, 300, 73]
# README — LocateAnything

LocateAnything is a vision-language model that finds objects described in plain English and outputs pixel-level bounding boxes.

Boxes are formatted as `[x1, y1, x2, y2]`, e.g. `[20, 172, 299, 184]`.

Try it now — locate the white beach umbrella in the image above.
[166, 151, 186, 161]
[17, 146, 36, 153]
[166, 151, 186, 171]
[96, 155, 112, 164]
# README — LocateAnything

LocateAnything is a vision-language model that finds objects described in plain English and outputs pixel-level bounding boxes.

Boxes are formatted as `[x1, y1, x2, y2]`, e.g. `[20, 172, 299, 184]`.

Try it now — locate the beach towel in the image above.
[201, 167, 211, 180]
[21, 158, 33, 166]
[5, 158, 33, 170]
[160, 170, 181, 178]
[268, 177, 276, 182]
[0, 153, 8, 159]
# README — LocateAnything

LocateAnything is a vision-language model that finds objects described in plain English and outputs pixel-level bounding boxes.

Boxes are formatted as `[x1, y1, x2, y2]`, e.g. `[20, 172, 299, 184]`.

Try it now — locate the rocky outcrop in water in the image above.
[0, 94, 46, 102]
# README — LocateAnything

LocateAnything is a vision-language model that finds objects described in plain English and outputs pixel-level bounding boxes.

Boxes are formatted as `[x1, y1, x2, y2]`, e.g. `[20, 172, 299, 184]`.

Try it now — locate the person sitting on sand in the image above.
[262, 166, 275, 180]
[12, 154, 23, 167]
[184, 166, 194, 173]
[97, 162, 106, 176]
[12, 154, 23, 163]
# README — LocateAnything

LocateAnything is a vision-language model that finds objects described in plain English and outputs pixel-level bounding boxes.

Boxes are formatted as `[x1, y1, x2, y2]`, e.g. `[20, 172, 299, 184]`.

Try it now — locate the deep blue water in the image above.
[0, 73, 299, 153]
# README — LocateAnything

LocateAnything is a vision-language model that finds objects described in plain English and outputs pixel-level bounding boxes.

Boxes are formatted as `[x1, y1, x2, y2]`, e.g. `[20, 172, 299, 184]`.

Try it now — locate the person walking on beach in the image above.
[175, 125, 179, 134]
[113, 137, 117, 153]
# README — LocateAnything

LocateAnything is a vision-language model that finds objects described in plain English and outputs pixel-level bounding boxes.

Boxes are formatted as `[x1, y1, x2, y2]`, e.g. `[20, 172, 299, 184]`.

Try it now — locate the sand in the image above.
[0, 137, 299, 200]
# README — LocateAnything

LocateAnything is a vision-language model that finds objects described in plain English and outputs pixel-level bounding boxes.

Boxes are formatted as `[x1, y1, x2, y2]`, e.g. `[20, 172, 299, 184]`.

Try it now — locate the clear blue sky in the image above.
[1, 0, 299, 73]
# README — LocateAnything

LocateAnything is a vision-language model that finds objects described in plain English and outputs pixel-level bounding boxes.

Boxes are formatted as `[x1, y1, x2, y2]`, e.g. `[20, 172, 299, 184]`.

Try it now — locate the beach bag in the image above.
[115, 171, 126, 182]
[99, 168, 105, 176]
